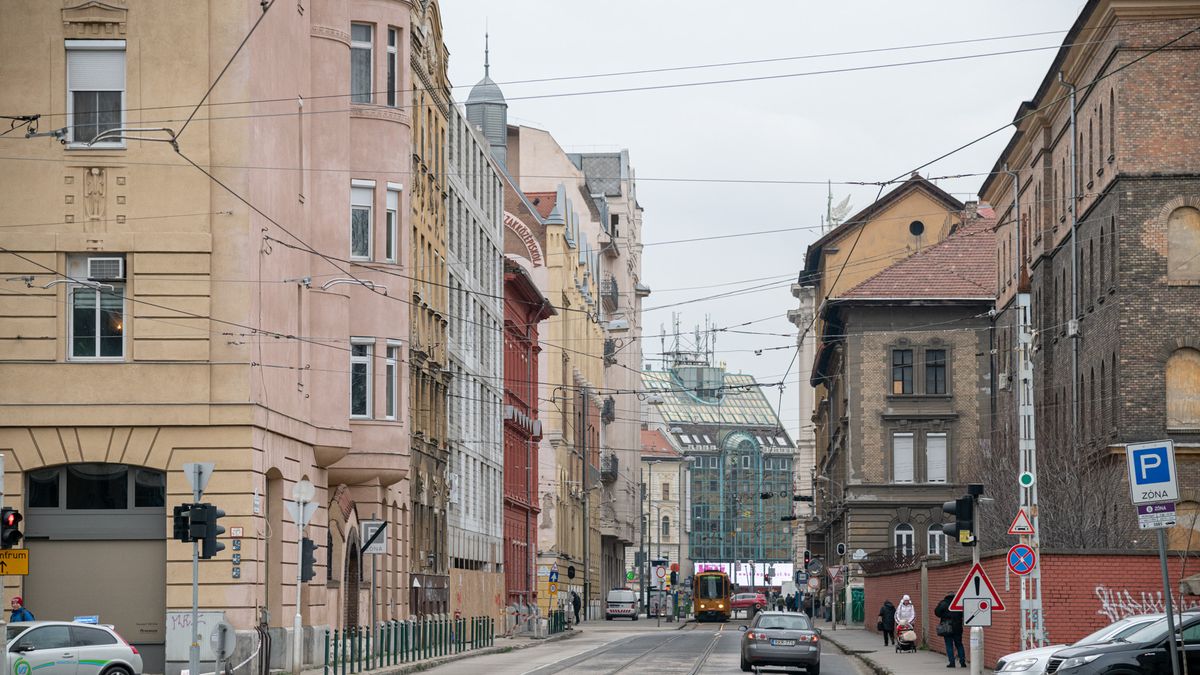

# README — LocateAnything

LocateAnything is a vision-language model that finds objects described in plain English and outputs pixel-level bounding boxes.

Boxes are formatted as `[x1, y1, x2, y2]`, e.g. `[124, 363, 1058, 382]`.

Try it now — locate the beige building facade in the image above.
[0, 1, 425, 672]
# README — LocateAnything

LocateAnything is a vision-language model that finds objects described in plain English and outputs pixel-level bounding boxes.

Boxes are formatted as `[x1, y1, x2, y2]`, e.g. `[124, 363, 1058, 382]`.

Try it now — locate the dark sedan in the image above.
[740, 611, 821, 673]
[1045, 612, 1200, 674]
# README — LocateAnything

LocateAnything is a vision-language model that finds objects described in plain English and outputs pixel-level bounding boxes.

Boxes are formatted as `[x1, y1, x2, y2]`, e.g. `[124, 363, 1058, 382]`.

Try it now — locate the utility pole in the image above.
[1006, 166, 1047, 649]
[287, 480, 317, 675]
[581, 388, 590, 623]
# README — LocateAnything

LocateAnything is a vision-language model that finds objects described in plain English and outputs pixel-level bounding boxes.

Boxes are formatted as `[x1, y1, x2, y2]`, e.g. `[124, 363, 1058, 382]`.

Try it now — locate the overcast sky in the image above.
[440, 1, 1086, 437]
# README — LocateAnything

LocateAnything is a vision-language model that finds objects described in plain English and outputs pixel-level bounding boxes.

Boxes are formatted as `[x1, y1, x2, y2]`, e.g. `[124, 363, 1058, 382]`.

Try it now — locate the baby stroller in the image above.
[894, 622, 918, 653]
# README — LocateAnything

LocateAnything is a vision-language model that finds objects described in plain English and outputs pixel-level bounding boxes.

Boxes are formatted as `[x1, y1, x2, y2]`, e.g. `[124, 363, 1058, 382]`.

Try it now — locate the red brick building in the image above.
[503, 259, 555, 607]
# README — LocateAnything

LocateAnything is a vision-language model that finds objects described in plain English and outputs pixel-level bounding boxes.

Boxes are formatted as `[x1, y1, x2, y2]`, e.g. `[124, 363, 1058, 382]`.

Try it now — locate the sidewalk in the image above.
[813, 620, 993, 675]
[302, 626, 581, 675]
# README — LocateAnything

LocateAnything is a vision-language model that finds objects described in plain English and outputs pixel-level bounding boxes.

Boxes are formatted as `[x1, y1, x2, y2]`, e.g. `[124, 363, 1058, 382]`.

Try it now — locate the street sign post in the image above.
[361, 520, 387, 555]
[962, 598, 993, 628]
[1007, 544, 1036, 576]
[949, 563, 1005, 612]
[1007, 509, 1035, 536]
[1126, 440, 1181, 675]
[0, 549, 29, 575]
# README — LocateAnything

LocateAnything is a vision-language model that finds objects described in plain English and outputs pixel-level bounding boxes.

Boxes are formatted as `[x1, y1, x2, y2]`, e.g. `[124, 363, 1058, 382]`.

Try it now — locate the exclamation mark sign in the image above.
[974, 577, 981, 596]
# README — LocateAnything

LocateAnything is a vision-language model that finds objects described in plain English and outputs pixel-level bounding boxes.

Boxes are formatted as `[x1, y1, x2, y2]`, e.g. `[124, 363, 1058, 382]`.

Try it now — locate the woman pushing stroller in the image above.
[893, 595, 918, 653]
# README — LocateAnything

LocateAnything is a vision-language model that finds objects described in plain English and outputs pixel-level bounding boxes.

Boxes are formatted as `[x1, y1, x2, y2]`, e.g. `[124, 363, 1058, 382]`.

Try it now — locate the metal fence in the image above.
[547, 609, 568, 635]
[324, 616, 495, 675]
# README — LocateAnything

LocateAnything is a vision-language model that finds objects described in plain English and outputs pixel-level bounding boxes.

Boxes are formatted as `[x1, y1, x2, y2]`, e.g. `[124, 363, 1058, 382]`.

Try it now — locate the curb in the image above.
[332, 629, 582, 675]
[819, 632, 893, 675]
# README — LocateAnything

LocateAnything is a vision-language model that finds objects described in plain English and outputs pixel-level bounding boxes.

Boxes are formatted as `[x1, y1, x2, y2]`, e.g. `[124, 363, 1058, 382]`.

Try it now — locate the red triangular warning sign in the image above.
[949, 563, 1006, 612]
[1008, 508, 1034, 535]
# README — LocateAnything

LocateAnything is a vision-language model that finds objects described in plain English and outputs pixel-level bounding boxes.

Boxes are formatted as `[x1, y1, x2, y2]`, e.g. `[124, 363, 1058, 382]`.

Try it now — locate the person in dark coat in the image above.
[935, 593, 966, 668]
[878, 599, 896, 646]
[571, 590, 582, 624]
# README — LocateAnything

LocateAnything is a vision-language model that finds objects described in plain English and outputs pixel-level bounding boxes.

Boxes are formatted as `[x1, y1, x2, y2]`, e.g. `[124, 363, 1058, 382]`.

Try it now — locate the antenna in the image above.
[484, 30, 490, 77]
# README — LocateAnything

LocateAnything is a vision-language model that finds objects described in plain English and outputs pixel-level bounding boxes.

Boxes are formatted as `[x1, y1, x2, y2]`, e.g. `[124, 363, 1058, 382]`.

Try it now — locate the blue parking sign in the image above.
[1126, 440, 1179, 505]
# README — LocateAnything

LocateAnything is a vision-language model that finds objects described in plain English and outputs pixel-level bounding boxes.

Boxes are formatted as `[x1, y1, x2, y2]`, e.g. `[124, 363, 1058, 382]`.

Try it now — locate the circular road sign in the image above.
[807, 577, 821, 590]
[806, 559, 824, 576]
[1007, 543, 1037, 576]
[626, 570, 636, 581]
[655, 566, 667, 579]
[1019, 472, 1035, 488]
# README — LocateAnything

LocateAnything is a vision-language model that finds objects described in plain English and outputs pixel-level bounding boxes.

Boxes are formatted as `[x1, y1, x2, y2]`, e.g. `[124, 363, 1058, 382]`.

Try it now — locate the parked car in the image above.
[740, 611, 821, 673]
[7, 621, 143, 675]
[1044, 612, 1200, 674]
[605, 588, 640, 620]
[731, 592, 768, 614]
[995, 614, 1163, 672]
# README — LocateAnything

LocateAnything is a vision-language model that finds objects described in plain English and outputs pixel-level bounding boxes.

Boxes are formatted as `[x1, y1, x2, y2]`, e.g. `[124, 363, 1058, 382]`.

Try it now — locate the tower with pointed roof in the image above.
[466, 34, 508, 167]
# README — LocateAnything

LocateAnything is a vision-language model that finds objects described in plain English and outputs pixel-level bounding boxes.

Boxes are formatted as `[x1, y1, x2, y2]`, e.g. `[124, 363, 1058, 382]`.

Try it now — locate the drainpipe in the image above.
[1059, 71, 1080, 446]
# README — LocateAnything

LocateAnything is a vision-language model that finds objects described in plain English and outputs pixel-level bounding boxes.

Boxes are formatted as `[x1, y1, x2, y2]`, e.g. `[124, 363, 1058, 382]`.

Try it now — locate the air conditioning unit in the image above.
[998, 373, 1009, 390]
[87, 257, 124, 281]
[1067, 319, 1080, 338]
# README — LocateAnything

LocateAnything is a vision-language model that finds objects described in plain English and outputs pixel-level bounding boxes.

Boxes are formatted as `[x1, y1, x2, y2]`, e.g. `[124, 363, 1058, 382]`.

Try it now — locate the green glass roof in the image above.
[643, 368, 788, 431]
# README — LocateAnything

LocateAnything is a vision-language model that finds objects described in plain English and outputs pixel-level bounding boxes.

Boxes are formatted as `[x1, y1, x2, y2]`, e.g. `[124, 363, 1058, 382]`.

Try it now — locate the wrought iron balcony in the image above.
[601, 452, 619, 484]
[601, 275, 619, 311]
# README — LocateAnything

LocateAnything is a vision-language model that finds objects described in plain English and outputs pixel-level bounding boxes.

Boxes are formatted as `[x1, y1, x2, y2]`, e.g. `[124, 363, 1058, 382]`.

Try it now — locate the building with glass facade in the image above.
[642, 355, 795, 583]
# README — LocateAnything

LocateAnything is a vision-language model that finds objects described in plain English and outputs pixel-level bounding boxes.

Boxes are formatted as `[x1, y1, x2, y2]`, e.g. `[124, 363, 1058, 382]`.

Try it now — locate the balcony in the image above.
[601, 452, 619, 484]
[601, 396, 616, 424]
[604, 338, 617, 367]
[601, 275, 618, 311]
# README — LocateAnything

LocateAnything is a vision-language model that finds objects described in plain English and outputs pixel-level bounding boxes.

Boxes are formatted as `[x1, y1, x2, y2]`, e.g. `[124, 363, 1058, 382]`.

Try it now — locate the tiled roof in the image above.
[838, 217, 997, 300]
[525, 192, 558, 220]
[641, 430, 681, 459]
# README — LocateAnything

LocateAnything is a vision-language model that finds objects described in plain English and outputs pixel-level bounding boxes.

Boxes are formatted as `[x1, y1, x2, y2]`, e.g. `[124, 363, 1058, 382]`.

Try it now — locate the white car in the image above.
[7, 621, 143, 675]
[994, 614, 1163, 672]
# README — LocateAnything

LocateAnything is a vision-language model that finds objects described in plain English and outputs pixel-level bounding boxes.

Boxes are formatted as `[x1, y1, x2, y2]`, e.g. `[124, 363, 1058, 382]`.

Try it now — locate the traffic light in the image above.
[836, 542, 847, 557]
[301, 537, 318, 582]
[670, 570, 678, 586]
[942, 495, 977, 546]
[192, 503, 226, 559]
[0, 508, 22, 549]
[173, 504, 192, 542]
[803, 549, 812, 568]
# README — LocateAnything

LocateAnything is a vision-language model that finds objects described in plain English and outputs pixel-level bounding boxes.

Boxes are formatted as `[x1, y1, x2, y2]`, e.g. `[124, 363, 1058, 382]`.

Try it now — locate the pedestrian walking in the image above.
[878, 599, 896, 646]
[895, 594, 915, 625]
[571, 591, 582, 624]
[9, 596, 33, 622]
[935, 593, 967, 668]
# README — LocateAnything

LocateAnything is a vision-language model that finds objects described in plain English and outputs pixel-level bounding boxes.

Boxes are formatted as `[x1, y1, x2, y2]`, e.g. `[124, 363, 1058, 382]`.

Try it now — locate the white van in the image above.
[605, 588, 640, 620]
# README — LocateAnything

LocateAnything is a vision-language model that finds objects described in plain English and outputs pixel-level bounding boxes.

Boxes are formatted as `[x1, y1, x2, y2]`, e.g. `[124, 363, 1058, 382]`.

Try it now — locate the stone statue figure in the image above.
[84, 167, 105, 220]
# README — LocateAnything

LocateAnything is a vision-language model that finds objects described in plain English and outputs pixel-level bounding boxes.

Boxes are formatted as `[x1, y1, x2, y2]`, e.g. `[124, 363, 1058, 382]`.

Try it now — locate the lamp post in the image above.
[815, 475, 847, 629]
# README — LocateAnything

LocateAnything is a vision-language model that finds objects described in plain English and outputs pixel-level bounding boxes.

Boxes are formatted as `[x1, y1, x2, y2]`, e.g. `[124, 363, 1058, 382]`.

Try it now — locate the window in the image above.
[27, 464, 164, 510]
[350, 184, 373, 259]
[71, 626, 117, 646]
[894, 523, 914, 555]
[1167, 207, 1200, 282]
[350, 339, 373, 418]
[385, 187, 399, 262]
[66, 464, 127, 509]
[67, 40, 125, 146]
[928, 524, 944, 557]
[892, 433, 914, 483]
[925, 349, 947, 395]
[661, 515, 670, 538]
[20, 626, 71, 650]
[892, 349, 913, 394]
[386, 28, 398, 107]
[350, 24, 373, 104]
[1167, 348, 1200, 428]
[909, 221, 925, 236]
[70, 285, 124, 359]
[926, 433, 947, 483]
[385, 343, 399, 420]
[709, 456, 718, 469]
[742, 455, 751, 469]
[662, 482, 670, 501]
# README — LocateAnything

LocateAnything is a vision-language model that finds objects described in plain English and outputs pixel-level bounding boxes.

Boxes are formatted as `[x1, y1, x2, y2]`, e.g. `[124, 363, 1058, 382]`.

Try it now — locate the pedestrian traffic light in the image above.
[942, 495, 976, 546]
[803, 549, 811, 567]
[192, 503, 226, 559]
[173, 504, 193, 542]
[0, 508, 22, 549]
[300, 537, 318, 582]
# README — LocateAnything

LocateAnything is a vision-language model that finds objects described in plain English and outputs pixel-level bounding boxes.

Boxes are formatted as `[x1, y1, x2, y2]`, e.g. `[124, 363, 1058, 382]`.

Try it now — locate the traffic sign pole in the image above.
[1126, 440, 1181, 675]
[1159, 527, 1182, 675]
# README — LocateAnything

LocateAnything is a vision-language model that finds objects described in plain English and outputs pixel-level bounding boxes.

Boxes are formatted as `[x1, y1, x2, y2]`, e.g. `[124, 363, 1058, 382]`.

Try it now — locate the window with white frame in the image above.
[386, 28, 398, 107]
[926, 433, 948, 483]
[894, 523, 915, 555]
[661, 515, 670, 538]
[350, 183, 373, 259]
[928, 524, 945, 557]
[350, 339, 373, 418]
[67, 40, 126, 146]
[350, 24, 373, 104]
[385, 186, 400, 262]
[892, 432, 914, 483]
[70, 284, 125, 359]
[385, 343, 400, 420]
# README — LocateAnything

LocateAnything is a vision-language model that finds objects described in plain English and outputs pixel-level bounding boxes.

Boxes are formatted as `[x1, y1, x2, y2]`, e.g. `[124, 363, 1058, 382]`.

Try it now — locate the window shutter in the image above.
[893, 433, 914, 483]
[67, 47, 125, 91]
[927, 433, 948, 483]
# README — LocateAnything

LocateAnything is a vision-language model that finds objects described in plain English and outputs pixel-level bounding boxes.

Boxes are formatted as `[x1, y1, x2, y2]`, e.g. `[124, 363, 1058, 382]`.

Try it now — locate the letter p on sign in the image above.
[1126, 440, 1179, 505]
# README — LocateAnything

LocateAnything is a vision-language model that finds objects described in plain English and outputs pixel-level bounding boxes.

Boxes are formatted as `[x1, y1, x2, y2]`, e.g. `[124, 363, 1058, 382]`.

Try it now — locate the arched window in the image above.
[894, 523, 914, 556]
[1167, 348, 1200, 428]
[927, 524, 945, 557]
[661, 515, 671, 538]
[1167, 207, 1200, 282]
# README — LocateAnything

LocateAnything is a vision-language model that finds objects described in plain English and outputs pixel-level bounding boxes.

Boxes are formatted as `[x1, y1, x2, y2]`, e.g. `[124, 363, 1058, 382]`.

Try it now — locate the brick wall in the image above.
[865, 551, 1200, 668]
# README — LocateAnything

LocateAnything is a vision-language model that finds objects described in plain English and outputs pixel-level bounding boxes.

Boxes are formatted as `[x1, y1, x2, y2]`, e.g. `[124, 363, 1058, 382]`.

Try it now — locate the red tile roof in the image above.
[838, 217, 996, 300]
[641, 430, 681, 459]
[525, 192, 558, 220]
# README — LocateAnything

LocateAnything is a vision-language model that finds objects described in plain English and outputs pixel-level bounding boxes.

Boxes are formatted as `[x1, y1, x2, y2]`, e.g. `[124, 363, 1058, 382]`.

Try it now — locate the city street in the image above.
[422, 618, 868, 674]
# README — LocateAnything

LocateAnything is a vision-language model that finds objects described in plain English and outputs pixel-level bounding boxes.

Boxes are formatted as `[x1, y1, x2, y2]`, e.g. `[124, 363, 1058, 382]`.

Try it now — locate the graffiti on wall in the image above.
[1095, 586, 1200, 622]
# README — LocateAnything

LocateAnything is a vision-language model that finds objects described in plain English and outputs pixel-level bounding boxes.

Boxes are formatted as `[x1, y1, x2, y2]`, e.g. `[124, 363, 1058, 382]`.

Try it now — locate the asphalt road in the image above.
[421, 617, 870, 674]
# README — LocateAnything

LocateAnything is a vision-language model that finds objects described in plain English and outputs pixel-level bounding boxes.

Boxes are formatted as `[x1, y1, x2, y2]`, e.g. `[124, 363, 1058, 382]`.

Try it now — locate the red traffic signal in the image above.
[1, 508, 23, 548]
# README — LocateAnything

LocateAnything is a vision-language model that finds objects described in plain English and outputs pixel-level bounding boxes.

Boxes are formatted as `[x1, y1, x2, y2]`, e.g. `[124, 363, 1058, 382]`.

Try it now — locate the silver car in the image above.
[740, 611, 821, 673]
[7, 621, 142, 675]
[994, 614, 1163, 673]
